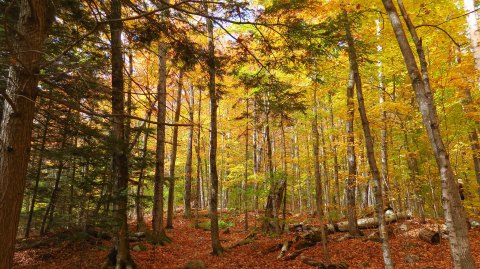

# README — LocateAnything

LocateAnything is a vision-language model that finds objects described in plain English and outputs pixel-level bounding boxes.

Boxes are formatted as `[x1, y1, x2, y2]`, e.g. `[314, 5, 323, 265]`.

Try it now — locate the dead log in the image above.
[418, 228, 440, 244]
[228, 232, 256, 249]
[335, 211, 411, 232]
[283, 249, 304, 261]
[300, 256, 348, 268]
[277, 240, 293, 259]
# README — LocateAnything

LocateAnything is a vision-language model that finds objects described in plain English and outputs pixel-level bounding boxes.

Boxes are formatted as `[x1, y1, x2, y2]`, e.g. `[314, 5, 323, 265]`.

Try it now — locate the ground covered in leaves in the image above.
[13, 212, 480, 268]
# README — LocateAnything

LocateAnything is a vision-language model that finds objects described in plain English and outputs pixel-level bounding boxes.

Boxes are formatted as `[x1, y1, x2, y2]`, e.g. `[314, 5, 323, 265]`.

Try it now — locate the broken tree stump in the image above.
[419, 228, 440, 244]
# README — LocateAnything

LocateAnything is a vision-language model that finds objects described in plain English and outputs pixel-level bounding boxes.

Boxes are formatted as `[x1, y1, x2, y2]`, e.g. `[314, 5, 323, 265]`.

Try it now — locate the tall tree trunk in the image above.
[344, 10, 394, 268]
[328, 94, 341, 212]
[319, 117, 331, 223]
[345, 68, 361, 237]
[108, 0, 135, 266]
[152, 39, 170, 244]
[25, 113, 51, 238]
[312, 89, 329, 262]
[196, 88, 203, 211]
[244, 98, 249, 230]
[136, 118, 150, 232]
[468, 130, 480, 197]
[376, 19, 391, 207]
[253, 100, 260, 212]
[0, 1, 52, 266]
[185, 82, 194, 218]
[464, 0, 480, 84]
[382, 1, 475, 267]
[167, 69, 184, 228]
[205, 1, 223, 255]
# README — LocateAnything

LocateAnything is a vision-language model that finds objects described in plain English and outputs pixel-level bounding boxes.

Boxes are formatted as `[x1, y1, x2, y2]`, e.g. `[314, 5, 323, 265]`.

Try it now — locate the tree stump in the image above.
[419, 228, 440, 244]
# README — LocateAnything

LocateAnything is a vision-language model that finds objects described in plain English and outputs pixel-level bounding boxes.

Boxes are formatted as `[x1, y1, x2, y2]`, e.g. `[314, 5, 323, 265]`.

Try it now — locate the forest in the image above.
[1, 0, 480, 268]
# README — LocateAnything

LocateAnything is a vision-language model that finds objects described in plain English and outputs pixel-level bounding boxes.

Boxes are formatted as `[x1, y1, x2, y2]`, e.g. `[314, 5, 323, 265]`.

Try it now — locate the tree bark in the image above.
[167, 69, 184, 228]
[152, 39, 170, 244]
[312, 89, 329, 262]
[0, 1, 53, 267]
[205, 1, 223, 255]
[184, 82, 194, 218]
[244, 98, 249, 230]
[136, 117, 150, 232]
[108, 0, 135, 266]
[382, 1, 475, 267]
[464, 0, 480, 84]
[344, 9, 394, 268]
[345, 68, 360, 237]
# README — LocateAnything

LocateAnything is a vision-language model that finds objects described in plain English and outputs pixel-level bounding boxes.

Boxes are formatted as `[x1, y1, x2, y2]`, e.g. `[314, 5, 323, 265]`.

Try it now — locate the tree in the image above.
[343, 9, 393, 268]
[152, 33, 171, 245]
[166, 69, 184, 228]
[204, 0, 223, 255]
[0, 1, 53, 267]
[381, 0, 476, 267]
[106, 0, 135, 267]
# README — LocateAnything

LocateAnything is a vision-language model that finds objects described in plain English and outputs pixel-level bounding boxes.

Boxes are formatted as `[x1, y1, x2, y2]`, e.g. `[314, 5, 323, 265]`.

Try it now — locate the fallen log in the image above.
[335, 211, 411, 232]
[418, 228, 440, 244]
[283, 249, 304, 261]
[300, 256, 348, 268]
[277, 235, 301, 259]
[228, 232, 256, 249]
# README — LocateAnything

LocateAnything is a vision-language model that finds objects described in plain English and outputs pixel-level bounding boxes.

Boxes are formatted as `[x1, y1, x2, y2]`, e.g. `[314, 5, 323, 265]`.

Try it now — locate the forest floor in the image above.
[12, 212, 480, 269]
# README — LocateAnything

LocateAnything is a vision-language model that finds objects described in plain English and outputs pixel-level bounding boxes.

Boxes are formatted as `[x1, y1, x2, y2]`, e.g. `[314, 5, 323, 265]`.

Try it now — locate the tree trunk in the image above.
[205, 1, 223, 255]
[344, 9, 394, 268]
[108, 0, 135, 266]
[376, 19, 391, 207]
[185, 82, 194, 218]
[167, 69, 184, 228]
[345, 68, 360, 237]
[312, 89, 329, 262]
[152, 38, 170, 244]
[328, 94, 341, 212]
[464, 0, 480, 84]
[382, 1, 475, 267]
[244, 98, 249, 230]
[136, 118, 150, 232]
[0, 1, 52, 266]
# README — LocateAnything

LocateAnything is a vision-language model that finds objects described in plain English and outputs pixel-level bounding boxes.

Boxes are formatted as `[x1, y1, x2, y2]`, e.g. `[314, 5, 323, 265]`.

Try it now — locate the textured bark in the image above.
[464, 0, 480, 79]
[345, 69, 360, 237]
[0, 1, 52, 267]
[312, 89, 329, 262]
[205, 1, 223, 255]
[344, 9, 393, 268]
[167, 69, 184, 228]
[109, 0, 135, 266]
[152, 40, 170, 244]
[243, 99, 249, 230]
[184, 83, 194, 217]
[376, 19, 391, 206]
[136, 119, 150, 232]
[383, 1, 475, 267]
[328, 94, 341, 210]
